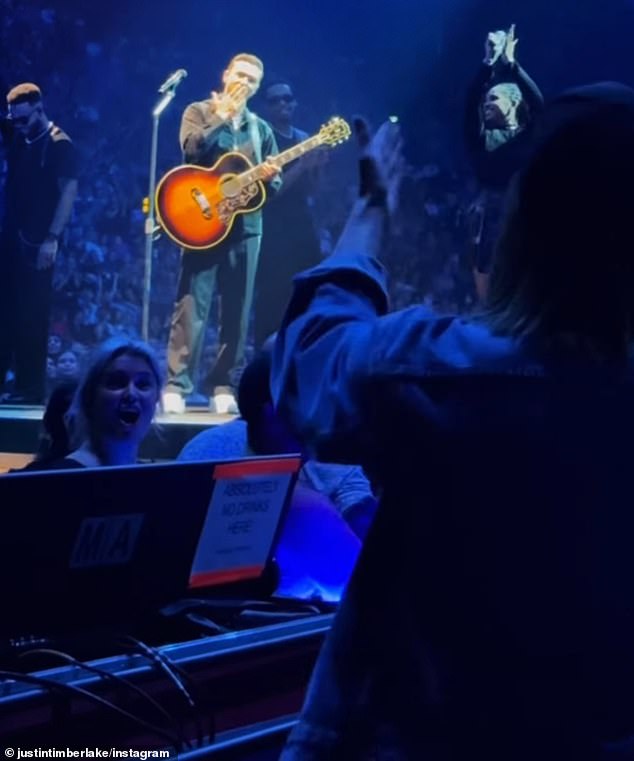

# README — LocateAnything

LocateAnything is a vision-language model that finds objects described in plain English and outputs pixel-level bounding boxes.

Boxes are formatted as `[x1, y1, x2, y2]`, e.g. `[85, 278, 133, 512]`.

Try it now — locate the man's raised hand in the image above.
[211, 82, 249, 121]
[484, 30, 507, 66]
[502, 24, 518, 65]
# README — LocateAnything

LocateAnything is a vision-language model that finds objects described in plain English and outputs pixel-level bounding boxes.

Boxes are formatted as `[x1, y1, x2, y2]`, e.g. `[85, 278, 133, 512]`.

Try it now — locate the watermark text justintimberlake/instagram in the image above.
[4, 750, 171, 760]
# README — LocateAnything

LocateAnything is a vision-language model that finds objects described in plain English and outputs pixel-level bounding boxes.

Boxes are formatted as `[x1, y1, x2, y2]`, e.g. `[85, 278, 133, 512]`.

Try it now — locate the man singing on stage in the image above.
[162, 53, 281, 415]
[0, 82, 78, 404]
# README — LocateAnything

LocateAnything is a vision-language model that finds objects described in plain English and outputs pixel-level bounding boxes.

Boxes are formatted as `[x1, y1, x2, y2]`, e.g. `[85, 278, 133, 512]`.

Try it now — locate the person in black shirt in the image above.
[162, 53, 281, 415]
[254, 80, 324, 349]
[465, 25, 544, 300]
[0, 82, 77, 404]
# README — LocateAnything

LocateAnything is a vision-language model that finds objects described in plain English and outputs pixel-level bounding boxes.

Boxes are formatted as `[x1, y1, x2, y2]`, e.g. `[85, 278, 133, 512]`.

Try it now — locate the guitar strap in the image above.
[246, 111, 262, 164]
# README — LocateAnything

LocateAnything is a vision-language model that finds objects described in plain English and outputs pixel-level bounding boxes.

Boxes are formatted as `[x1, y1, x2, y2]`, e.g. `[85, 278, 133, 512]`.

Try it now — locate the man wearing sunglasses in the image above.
[0, 82, 77, 404]
[254, 81, 324, 349]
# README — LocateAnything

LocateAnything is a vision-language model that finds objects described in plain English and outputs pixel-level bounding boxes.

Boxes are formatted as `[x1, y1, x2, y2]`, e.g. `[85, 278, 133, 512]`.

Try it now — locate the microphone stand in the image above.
[141, 87, 177, 342]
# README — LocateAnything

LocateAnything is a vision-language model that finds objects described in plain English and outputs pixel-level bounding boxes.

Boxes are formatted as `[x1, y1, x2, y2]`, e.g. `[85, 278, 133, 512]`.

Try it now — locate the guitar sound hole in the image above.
[220, 177, 240, 198]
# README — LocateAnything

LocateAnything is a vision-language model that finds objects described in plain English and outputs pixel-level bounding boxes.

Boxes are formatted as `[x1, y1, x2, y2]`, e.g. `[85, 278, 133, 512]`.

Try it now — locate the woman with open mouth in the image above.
[27, 337, 162, 469]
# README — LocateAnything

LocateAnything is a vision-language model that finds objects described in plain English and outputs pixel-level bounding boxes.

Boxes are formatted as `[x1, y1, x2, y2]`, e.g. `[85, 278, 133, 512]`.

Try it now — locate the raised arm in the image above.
[270, 120, 404, 463]
[499, 24, 544, 116]
[511, 64, 544, 116]
[464, 30, 506, 156]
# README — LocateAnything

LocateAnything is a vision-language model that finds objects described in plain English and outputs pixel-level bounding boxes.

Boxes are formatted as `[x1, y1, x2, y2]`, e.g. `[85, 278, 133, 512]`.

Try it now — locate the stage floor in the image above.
[0, 403, 234, 466]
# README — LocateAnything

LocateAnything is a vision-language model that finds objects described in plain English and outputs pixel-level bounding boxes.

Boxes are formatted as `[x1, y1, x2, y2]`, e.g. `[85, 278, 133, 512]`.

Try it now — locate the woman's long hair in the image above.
[33, 381, 78, 463]
[485, 99, 634, 361]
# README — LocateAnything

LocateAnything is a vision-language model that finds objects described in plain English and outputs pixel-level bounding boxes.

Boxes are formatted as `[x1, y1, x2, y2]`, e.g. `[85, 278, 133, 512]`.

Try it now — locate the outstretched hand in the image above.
[484, 30, 507, 66]
[502, 24, 518, 64]
[352, 116, 404, 215]
[331, 117, 403, 261]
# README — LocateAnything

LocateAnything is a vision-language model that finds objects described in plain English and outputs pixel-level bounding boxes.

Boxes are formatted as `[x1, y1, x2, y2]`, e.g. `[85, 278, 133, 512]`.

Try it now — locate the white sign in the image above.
[189, 471, 293, 587]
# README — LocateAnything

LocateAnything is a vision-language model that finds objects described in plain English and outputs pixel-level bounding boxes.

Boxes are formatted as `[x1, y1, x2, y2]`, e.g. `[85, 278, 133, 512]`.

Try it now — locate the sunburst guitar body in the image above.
[155, 116, 351, 251]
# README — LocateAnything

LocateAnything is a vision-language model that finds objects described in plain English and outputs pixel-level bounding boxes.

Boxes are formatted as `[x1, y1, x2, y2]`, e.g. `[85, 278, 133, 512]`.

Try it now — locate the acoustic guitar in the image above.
[155, 116, 351, 250]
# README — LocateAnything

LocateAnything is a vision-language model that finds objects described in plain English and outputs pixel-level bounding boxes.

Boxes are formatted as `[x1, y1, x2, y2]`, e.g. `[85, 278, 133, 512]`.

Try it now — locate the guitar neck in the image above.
[239, 135, 322, 186]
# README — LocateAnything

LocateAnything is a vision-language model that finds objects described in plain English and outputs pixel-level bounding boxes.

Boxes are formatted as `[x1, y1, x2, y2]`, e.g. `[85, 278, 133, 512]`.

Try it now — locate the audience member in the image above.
[55, 349, 81, 382]
[32, 337, 161, 469]
[19, 380, 77, 470]
[465, 25, 543, 300]
[274, 94, 634, 758]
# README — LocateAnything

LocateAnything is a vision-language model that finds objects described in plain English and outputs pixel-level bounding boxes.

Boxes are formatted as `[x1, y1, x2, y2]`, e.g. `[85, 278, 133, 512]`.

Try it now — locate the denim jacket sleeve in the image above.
[270, 243, 390, 463]
[269, 197, 498, 464]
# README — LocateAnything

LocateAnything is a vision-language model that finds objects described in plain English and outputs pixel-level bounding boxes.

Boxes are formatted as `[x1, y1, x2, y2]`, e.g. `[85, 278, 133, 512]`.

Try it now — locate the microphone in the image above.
[158, 69, 188, 94]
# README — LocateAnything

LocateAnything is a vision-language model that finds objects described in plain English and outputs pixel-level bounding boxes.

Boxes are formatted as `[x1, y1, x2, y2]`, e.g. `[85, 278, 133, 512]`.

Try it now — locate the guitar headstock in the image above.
[318, 116, 351, 147]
